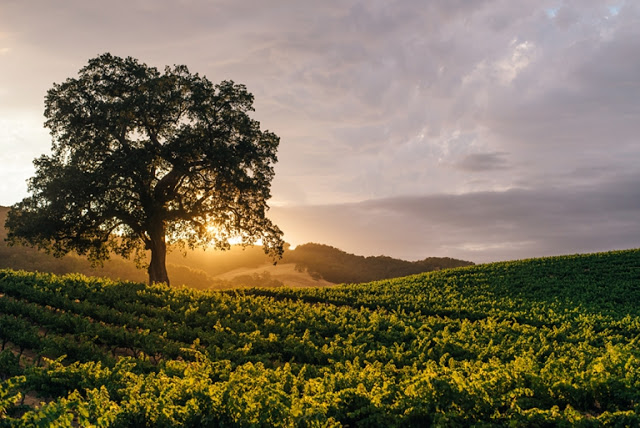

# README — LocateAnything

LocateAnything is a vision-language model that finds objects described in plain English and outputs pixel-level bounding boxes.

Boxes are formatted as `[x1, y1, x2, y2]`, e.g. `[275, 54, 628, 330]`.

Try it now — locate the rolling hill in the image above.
[0, 249, 639, 425]
[0, 206, 472, 288]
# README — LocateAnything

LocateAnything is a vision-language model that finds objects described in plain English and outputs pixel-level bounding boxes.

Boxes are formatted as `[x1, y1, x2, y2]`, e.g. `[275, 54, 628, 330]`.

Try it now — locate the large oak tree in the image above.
[6, 53, 284, 285]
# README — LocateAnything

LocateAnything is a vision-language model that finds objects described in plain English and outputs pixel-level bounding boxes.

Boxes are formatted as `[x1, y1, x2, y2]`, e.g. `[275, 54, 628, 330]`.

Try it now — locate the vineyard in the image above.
[0, 249, 639, 426]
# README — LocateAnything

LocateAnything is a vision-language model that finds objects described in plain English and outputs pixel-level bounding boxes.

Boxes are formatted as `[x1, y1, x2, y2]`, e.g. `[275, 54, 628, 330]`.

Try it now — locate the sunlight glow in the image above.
[205, 223, 262, 247]
[228, 236, 244, 245]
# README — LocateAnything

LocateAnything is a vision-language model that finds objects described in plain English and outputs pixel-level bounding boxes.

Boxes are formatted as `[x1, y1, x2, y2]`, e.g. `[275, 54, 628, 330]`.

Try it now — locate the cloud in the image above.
[453, 152, 510, 172]
[270, 173, 640, 263]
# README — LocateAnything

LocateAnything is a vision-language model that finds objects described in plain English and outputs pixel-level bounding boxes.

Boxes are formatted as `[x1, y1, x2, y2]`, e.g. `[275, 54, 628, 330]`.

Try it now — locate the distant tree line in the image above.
[282, 243, 473, 284]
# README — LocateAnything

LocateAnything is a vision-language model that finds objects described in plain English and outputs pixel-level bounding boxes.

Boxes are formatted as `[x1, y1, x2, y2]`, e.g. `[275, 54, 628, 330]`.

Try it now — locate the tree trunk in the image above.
[147, 220, 170, 285]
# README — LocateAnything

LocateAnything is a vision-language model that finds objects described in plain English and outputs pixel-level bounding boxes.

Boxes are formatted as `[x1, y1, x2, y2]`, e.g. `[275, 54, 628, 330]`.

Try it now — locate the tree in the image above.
[6, 53, 284, 285]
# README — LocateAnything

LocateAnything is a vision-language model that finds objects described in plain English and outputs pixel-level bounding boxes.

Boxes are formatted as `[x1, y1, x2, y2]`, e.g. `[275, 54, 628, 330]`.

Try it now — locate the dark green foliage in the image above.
[5, 54, 284, 285]
[0, 351, 21, 380]
[283, 242, 473, 283]
[0, 249, 639, 425]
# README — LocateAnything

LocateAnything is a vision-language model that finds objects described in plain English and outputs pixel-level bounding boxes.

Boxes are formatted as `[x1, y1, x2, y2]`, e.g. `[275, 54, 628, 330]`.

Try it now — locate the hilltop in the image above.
[0, 206, 471, 288]
[284, 242, 472, 283]
[0, 249, 639, 425]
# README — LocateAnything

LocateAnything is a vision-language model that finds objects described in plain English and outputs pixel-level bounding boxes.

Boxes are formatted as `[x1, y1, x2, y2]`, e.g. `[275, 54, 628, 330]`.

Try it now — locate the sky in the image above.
[1, 0, 639, 263]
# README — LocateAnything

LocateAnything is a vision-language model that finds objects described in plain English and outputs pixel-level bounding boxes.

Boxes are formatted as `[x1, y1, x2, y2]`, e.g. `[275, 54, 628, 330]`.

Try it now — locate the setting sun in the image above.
[205, 223, 262, 247]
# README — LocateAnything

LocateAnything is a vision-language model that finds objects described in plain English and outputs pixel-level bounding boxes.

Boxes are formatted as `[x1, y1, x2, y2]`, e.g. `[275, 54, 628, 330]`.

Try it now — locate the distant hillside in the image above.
[0, 206, 310, 288]
[282, 243, 473, 283]
[0, 206, 147, 282]
[0, 206, 471, 287]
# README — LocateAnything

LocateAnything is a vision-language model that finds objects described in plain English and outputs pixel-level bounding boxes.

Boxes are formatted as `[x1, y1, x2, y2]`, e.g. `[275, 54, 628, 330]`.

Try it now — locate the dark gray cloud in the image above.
[454, 152, 510, 172]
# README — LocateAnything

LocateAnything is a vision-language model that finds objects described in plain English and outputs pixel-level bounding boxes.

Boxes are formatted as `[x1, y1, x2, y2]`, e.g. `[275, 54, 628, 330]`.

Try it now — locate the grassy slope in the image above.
[213, 262, 334, 288]
[0, 249, 639, 426]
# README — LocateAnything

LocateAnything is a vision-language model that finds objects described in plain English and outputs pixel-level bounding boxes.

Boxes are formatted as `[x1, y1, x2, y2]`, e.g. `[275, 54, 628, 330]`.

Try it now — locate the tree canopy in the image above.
[6, 53, 284, 285]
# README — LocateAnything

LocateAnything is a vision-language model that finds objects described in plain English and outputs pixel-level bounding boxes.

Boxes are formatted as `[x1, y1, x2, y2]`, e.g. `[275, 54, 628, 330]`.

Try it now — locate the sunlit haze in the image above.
[1, 1, 639, 263]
